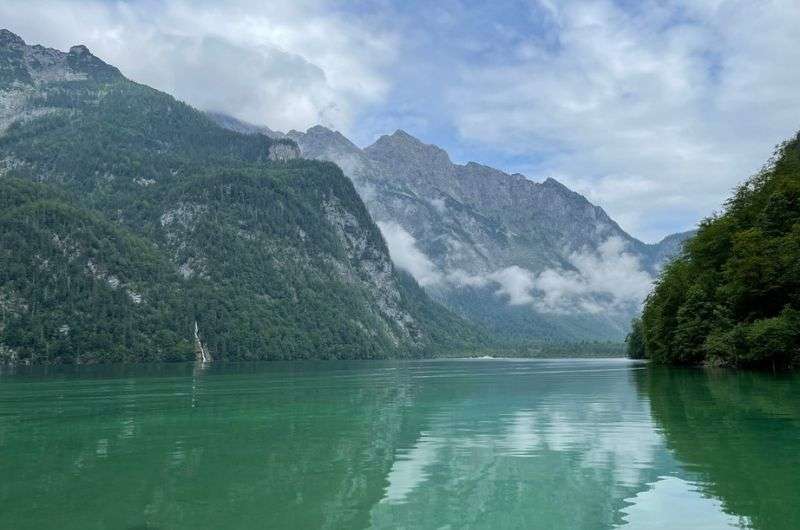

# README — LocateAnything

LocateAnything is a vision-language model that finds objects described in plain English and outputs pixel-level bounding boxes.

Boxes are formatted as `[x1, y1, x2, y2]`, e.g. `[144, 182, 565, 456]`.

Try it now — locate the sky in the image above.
[3, 0, 800, 242]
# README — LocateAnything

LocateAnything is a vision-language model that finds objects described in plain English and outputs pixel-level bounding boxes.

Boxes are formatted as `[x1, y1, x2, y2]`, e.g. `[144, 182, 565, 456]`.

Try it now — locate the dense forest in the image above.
[0, 32, 485, 364]
[628, 133, 800, 369]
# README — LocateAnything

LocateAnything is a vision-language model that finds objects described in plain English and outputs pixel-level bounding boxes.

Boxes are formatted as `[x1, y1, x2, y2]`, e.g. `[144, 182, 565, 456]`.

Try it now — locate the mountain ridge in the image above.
[228, 119, 696, 342]
[0, 29, 484, 363]
[223, 117, 686, 251]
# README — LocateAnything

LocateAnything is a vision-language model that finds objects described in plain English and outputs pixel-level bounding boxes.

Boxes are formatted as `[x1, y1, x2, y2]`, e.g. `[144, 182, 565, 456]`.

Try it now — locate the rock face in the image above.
[267, 142, 301, 162]
[278, 126, 694, 342]
[0, 29, 121, 87]
[206, 112, 300, 162]
[650, 230, 696, 266]
[0, 30, 125, 136]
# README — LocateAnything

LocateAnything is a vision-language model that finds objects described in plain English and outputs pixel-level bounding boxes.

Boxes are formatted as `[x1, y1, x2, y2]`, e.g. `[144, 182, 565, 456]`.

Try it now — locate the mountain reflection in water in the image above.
[1, 359, 797, 530]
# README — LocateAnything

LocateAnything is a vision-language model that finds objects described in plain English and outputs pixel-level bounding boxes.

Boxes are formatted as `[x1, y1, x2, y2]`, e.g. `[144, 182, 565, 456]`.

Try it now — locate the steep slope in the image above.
[0, 179, 195, 363]
[269, 124, 692, 342]
[0, 30, 483, 363]
[648, 230, 698, 266]
[632, 133, 800, 368]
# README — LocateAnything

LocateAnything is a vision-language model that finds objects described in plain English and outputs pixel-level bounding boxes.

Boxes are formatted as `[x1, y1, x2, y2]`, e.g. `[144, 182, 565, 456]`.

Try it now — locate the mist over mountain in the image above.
[210, 117, 694, 342]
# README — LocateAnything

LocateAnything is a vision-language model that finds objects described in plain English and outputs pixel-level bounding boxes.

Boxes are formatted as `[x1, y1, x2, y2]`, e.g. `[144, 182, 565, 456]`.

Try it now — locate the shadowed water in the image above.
[0, 359, 797, 529]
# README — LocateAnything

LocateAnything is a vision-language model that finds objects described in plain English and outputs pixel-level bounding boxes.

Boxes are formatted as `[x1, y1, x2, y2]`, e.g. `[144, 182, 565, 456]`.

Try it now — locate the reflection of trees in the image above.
[636, 367, 800, 530]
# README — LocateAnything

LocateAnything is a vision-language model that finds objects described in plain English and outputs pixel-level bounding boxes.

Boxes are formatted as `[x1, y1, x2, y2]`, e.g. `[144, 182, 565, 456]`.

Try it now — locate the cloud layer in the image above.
[0, 0, 394, 134]
[3, 0, 799, 241]
[443, 0, 800, 240]
[377, 222, 442, 287]
[380, 222, 653, 315]
[532, 238, 654, 314]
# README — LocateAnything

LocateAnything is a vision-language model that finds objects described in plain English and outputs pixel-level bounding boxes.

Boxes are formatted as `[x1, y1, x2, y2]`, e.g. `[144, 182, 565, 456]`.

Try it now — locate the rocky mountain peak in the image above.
[306, 124, 335, 134]
[287, 125, 361, 159]
[68, 44, 91, 56]
[372, 129, 443, 151]
[0, 30, 122, 87]
[212, 116, 698, 342]
[542, 176, 568, 189]
[65, 43, 121, 82]
[365, 129, 453, 171]
[0, 29, 25, 48]
[390, 129, 418, 141]
[539, 177, 599, 208]
[305, 125, 354, 145]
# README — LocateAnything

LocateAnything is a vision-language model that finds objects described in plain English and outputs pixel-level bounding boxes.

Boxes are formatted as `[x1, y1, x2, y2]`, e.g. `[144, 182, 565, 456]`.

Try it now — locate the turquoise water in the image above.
[0, 359, 798, 529]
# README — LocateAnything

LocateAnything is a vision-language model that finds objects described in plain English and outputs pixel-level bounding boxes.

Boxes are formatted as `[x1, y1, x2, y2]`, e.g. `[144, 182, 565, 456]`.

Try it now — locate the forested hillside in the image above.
[0, 30, 483, 364]
[629, 133, 800, 368]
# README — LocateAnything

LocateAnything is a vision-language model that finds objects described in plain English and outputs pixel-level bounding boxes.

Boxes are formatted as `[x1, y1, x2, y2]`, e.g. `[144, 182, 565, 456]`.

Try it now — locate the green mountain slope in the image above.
[0, 30, 483, 364]
[0, 179, 195, 363]
[630, 133, 800, 368]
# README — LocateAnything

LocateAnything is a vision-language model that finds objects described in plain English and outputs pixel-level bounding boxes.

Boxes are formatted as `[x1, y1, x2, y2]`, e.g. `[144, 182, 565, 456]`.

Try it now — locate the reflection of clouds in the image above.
[504, 411, 541, 454]
[578, 402, 663, 488]
[620, 476, 749, 529]
[498, 388, 663, 487]
[381, 433, 442, 504]
[373, 361, 676, 529]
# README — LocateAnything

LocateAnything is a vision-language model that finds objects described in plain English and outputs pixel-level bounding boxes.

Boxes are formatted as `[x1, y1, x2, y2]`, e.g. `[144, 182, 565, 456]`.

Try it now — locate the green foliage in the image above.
[626, 318, 646, 359]
[629, 133, 800, 368]
[0, 182, 195, 363]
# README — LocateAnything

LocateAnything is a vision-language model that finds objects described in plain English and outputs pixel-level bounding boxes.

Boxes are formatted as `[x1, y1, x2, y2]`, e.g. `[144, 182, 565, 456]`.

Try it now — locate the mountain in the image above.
[0, 30, 484, 364]
[649, 230, 697, 266]
[630, 132, 800, 368]
[209, 118, 692, 342]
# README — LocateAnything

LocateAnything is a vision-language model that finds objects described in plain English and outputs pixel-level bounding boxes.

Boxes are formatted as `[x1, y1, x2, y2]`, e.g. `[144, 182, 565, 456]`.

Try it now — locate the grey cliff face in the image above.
[0, 30, 121, 87]
[267, 143, 301, 162]
[648, 230, 696, 266]
[288, 126, 674, 276]
[0, 29, 122, 134]
[205, 112, 302, 162]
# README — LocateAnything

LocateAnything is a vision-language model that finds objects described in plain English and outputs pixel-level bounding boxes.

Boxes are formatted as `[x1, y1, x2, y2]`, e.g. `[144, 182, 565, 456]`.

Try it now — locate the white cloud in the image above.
[447, 0, 800, 241]
[0, 0, 395, 134]
[380, 220, 652, 314]
[469, 238, 654, 314]
[429, 197, 447, 214]
[486, 266, 537, 306]
[4, 0, 797, 242]
[377, 221, 442, 287]
[532, 238, 654, 314]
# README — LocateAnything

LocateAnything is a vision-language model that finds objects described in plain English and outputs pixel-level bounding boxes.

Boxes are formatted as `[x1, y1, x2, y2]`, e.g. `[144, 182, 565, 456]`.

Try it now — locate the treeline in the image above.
[478, 340, 626, 358]
[628, 133, 800, 369]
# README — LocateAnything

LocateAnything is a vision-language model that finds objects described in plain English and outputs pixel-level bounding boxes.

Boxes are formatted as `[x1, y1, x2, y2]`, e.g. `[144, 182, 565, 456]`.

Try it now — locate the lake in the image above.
[1, 358, 798, 529]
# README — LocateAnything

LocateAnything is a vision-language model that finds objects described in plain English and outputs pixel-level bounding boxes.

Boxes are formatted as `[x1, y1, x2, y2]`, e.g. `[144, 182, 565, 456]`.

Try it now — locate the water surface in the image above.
[1, 359, 797, 529]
